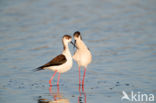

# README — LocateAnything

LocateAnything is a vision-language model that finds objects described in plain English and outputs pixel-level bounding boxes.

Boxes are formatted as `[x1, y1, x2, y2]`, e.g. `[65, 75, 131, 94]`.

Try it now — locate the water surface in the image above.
[0, 0, 156, 103]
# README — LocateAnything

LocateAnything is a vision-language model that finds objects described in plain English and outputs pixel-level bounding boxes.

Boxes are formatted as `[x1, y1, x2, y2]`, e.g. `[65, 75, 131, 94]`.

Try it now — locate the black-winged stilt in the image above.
[35, 35, 74, 86]
[73, 31, 92, 86]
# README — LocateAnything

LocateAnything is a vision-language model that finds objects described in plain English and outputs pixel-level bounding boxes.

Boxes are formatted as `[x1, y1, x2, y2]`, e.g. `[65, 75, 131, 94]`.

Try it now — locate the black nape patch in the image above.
[73, 31, 82, 40]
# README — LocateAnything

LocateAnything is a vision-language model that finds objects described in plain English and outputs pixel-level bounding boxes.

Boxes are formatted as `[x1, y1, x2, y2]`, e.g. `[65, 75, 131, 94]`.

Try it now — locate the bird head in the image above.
[63, 35, 72, 43]
[73, 31, 82, 40]
[62, 35, 76, 48]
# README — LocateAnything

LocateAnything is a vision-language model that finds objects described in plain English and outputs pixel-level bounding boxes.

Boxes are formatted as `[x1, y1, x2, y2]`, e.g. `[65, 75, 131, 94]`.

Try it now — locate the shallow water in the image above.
[0, 0, 156, 103]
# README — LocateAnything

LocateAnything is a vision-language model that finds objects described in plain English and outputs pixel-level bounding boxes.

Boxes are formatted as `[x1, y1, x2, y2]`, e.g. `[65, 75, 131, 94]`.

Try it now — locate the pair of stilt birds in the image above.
[35, 31, 92, 86]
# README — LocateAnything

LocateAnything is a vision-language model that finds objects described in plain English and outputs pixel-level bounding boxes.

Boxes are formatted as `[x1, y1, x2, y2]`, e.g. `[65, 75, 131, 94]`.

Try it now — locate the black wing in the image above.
[34, 54, 67, 71]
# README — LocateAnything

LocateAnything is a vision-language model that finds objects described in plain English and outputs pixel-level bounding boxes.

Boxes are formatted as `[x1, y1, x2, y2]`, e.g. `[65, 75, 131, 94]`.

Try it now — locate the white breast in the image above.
[48, 51, 73, 73]
[73, 40, 92, 68]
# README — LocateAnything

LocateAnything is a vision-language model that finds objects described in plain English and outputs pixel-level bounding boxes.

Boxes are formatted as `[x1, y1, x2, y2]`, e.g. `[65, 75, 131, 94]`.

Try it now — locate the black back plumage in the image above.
[34, 54, 67, 71]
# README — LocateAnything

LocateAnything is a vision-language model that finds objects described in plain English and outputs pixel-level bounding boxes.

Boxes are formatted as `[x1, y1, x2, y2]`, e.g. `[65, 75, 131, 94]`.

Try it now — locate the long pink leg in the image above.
[49, 70, 57, 86]
[57, 73, 61, 86]
[82, 67, 86, 86]
[79, 67, 81, 85]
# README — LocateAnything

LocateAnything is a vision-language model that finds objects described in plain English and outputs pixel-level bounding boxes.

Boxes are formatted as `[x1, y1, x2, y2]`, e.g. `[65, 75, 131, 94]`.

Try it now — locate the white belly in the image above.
[47, 60, 72, 73]
[73, 49, 92, 67]
[47, 54, 73, 73]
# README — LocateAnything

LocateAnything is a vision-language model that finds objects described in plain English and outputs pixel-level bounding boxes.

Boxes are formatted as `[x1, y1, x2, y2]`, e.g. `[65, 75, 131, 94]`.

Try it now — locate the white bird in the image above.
[73, 31, 92, 86]
[35, 35, 74, 86]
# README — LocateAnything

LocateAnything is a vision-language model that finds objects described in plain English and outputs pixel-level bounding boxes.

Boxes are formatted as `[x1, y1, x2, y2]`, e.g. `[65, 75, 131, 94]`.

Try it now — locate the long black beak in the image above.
[70, 41, 77, 49]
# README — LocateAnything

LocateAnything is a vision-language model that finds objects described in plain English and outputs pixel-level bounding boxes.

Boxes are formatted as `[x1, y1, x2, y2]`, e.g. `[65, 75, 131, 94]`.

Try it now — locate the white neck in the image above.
[76, 39, 87, 49]
[62, 41, 71, 55]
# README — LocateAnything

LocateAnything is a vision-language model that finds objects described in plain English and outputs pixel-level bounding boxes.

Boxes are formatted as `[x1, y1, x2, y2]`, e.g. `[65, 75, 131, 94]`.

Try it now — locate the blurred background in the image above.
[0, 0, 156, 103]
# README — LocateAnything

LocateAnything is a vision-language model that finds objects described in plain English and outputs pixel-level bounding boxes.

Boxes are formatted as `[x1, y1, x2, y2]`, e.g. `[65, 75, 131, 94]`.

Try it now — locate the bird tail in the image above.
[33, 66, 44, 72]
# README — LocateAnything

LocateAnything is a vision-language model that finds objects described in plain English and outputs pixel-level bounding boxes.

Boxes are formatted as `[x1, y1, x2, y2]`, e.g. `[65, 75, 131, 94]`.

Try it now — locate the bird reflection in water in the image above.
[78, 84, 86, 103]
[38, 85, 70, 103]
